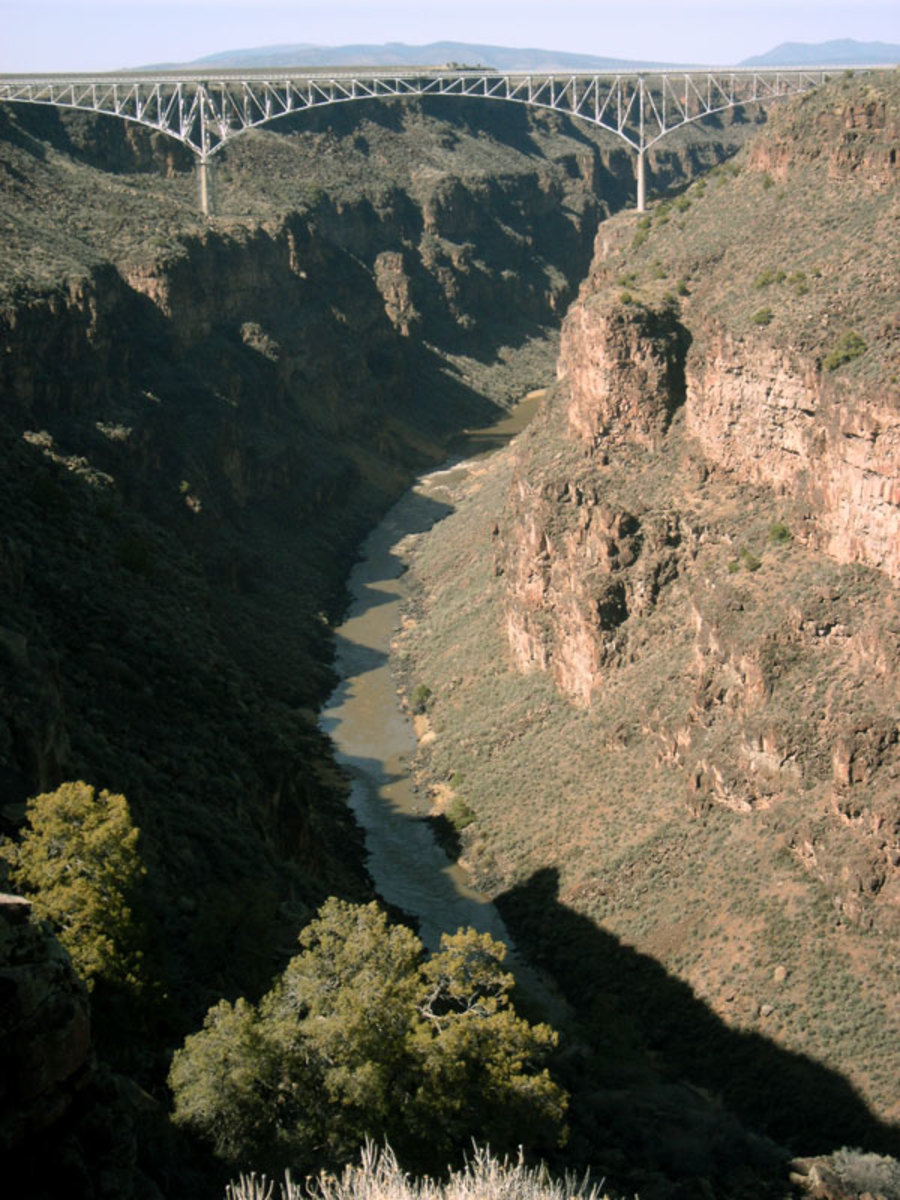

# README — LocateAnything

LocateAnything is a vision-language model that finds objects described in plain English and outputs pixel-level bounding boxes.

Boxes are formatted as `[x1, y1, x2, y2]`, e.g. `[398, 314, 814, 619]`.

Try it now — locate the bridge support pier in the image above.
[197, 157, 212, 218]
[636, 148, 646, 213]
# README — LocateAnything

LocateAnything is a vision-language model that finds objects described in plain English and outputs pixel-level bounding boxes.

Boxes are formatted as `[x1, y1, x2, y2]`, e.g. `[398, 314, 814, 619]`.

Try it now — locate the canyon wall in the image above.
[496, 75, 900, 938]
[686, 334, 900, 581]
[393, 76, 900, 1173]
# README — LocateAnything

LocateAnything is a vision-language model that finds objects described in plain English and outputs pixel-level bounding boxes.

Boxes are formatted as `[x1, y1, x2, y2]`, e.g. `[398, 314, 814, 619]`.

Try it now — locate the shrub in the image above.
[788, 271, 808, 294]
[769, 522, 792, 544]
[752, 307, 773, 326]
[739, 549, 762, 572]
[761, 173, 775, 189]
[116, 533, 154, 577]
[410, 683, 432, 713]
[30, 472, 72, 515]
[446, 797, 476, 831]
[823, 330, 867, 371]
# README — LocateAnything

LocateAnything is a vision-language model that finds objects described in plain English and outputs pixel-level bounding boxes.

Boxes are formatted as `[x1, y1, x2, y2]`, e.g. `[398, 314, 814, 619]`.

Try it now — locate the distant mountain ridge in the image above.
[144, 40, 680, 72]
[740, 38, 900, 66]
[141, 37, 900, 74]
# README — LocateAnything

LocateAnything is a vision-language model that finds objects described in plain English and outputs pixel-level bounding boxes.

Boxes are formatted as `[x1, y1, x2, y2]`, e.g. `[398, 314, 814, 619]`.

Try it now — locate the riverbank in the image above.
[319, 388, 578, 1029]
[319, 390, 542, 943]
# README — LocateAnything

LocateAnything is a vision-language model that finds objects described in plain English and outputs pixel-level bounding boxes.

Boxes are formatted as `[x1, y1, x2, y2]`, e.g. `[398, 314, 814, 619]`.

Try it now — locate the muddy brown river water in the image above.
[319, 392, 543, 954]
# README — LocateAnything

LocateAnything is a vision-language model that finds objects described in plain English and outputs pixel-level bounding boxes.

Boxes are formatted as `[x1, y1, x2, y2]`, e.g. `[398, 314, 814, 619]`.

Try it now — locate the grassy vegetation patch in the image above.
[823, 329, 868, 371]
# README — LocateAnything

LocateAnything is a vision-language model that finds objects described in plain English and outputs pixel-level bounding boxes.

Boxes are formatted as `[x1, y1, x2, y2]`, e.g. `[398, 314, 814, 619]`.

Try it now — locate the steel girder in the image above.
[0, 68, 831, 161]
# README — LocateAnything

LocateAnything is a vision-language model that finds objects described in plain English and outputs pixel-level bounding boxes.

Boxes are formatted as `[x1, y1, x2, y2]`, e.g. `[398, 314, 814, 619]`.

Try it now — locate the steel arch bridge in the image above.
[0, 66, 836, 215]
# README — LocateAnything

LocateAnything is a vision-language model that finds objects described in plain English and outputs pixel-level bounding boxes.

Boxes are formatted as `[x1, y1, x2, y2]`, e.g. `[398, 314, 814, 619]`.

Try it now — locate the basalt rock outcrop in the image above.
[0, 893, 92, 1153]
[0, 893, 164, 1199]
[495, 78, 900, 943]
[686, 334, 900, 583]
[560, 296, 689, 452]
[501, 296, 689, 703]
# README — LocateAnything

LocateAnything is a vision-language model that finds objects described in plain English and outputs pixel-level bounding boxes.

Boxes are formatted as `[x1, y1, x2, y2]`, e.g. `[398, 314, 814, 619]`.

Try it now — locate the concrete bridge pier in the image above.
[197, 157, 212, 218]
[636, 147, 647, 213]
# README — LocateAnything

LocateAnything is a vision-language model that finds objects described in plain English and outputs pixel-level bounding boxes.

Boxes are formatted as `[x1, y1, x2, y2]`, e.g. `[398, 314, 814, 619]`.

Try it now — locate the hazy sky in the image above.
[1, 0, 898, 73]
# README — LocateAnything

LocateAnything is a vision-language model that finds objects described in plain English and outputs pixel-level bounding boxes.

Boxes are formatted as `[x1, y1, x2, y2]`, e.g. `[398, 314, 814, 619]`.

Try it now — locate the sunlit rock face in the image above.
[686, 332, 900, 584]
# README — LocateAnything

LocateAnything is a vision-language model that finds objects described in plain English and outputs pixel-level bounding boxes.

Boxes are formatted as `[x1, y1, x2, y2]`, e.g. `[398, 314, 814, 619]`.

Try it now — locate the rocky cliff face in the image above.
[560, 297, 688, 451]
[500, 295, 900, 932]
[746, 78, 900, 181]
[496, 73, 900, 932]
[501, 72, 900, 693]
[686, 318, 900, 584]
[501, 296, 689, 705]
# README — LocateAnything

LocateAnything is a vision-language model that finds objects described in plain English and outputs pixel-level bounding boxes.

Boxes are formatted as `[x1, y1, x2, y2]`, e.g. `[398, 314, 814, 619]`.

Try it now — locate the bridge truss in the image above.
[0, 67, 832, 214]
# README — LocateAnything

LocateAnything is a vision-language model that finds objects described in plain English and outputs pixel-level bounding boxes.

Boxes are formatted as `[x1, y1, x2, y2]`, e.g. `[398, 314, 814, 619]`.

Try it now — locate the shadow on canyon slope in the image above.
[497, 868, 900, 1172]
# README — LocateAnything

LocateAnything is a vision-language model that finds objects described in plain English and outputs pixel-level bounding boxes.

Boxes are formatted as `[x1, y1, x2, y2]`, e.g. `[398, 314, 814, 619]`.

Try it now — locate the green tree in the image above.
[166, 997, 287, 1167]
[411, 929, 566, 1156]
[169, 899, 567, 1175]
[0, 780, 148, 992]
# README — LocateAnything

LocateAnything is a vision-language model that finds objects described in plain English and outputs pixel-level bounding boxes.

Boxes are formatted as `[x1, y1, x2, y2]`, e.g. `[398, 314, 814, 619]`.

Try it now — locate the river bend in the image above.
[319, 396, 541, 953]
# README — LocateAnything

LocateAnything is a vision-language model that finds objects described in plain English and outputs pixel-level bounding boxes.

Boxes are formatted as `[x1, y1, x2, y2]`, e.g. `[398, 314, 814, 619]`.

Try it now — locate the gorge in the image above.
[1, 70, 899, 1200]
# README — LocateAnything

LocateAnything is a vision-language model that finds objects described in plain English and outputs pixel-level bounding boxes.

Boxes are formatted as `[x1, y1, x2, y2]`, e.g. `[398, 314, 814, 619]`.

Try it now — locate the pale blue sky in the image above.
[1, 0, 898, 73]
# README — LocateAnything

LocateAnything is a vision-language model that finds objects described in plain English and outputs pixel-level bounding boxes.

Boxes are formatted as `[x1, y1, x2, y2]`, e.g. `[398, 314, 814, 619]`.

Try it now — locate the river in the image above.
[319, 392, 543, 954]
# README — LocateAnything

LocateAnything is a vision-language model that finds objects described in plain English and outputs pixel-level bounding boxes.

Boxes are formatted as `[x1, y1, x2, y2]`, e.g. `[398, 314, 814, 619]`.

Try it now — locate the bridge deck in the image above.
[0, 64, 870, 214]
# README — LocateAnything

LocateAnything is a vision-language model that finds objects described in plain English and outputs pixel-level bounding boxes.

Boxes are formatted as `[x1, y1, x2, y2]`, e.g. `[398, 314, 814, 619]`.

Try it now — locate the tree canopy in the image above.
[168, 898, 567, 1176]
[0, 780, 148, 993]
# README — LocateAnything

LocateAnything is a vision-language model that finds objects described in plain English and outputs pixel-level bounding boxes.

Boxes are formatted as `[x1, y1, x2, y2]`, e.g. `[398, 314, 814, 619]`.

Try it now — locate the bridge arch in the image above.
[0, 67, 833, 214]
